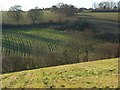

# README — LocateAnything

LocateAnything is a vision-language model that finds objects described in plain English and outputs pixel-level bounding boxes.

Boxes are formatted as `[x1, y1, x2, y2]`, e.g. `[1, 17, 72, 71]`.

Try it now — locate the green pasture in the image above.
[1, 11, 58, 24]
[1, 58, 118, 88]
[2, 11, 119, 24]
[78, 12, 118, 21]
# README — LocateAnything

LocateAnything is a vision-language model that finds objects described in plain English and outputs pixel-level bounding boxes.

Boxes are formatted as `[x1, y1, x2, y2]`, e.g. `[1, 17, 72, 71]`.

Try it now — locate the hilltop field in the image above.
[1, 58, 119, 88]
[2, 11, 119, 24]
[78, 12, 118, 21]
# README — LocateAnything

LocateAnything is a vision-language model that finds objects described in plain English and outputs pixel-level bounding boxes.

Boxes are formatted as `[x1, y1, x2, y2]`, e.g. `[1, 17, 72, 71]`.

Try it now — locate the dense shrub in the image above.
[95, 32, 119, 43]
[96, 43, 120, 59]
[66, 19, 89, 31]
[50, 19, 89, 31]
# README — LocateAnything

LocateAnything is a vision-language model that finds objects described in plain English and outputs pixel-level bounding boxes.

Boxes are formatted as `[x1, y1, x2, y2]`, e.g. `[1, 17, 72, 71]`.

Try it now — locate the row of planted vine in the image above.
[2, 29, 70, 58]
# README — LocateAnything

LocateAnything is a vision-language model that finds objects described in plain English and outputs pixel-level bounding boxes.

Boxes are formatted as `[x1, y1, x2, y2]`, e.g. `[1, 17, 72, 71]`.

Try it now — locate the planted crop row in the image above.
[2, 29, 69, 58]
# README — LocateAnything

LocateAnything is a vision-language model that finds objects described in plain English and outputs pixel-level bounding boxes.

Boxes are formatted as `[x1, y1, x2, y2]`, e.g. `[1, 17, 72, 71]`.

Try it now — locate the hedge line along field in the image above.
[1, 58, 118, 88]
[2, 28, 70, 57]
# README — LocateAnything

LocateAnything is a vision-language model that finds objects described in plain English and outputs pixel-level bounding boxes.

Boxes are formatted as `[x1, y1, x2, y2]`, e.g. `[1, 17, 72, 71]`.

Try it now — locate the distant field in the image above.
[1, 58, 118, 88]
[2, 11, 118, 24]
[78, 12, 118, 21]
[42, 11, 58, 22]
[1, 11, 59, 24]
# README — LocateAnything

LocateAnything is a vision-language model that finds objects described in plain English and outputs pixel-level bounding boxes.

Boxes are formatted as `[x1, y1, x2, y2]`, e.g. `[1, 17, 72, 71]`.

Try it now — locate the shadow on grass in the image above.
[2, 22, 66, 29]
[18, 32, 63, 44]
[2, 39, 32, 55]
[2, 29, 65, 56]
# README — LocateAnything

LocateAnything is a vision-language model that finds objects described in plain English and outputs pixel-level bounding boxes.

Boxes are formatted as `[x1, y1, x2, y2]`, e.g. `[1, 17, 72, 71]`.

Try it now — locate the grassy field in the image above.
[78, 12, 118, 21]
[2, 11, 118, 24]
[1, 11, 59, 24]
[42, 11, 58, 22]
[1, 58, 118, 88]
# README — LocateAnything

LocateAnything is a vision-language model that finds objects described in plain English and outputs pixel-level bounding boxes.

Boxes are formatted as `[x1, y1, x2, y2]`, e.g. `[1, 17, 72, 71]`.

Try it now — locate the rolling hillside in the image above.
[78, 12, 118, 33]
[1, 58, 118, 88]
[2, 28, 70, 56]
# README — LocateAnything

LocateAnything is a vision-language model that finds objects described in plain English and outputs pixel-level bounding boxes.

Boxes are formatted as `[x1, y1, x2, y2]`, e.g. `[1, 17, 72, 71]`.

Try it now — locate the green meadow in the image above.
[1, 58, 118, 88]
[78, 12, 118, 21]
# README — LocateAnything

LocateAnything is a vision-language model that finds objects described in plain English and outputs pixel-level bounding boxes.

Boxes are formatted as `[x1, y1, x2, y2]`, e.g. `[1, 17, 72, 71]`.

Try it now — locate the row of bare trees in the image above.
[51, 3, 78, 17]
[5, 1, 120, 25]
[7, 3, 78, 25]
[8, 5, 43, 25]
[93, 1, 120, 10]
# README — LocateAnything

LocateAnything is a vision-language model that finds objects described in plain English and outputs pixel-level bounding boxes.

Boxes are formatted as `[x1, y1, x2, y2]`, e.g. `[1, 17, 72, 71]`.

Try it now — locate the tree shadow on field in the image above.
[83, 17, 118, 33]
[4, 29, 63, 45]
[2, 22, 66, 29]
[90, 20, 118, 33]
[18, 32, 63, 45]
[2, 29, 66, 57]
[2, 39, 32, 55]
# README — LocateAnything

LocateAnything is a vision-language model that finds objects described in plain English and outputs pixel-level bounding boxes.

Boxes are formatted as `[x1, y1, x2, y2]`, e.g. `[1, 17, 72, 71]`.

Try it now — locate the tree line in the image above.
[93, 1, 120, 12]
[5, 1, 119, 25]
[7, 5, 43, 25]
[6, 3, 78, 25]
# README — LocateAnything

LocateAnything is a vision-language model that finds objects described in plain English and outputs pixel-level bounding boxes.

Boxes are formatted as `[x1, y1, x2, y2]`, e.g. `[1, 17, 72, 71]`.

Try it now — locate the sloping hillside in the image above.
[1, 58, 118, 88]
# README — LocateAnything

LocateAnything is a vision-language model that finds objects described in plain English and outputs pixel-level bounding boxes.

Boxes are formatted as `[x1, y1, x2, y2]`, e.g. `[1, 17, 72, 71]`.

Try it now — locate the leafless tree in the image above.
[51, 3, 77, 17]
[98, 1, 117, 10]
[28, 6, 43, 24]
[67, 29, 94, 62]
[8, 5, 23, 25]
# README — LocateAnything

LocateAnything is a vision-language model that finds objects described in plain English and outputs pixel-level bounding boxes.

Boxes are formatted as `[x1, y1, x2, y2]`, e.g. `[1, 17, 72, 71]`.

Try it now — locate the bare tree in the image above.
[67, 29, 94, 62]
[51, 5, 58, 13]
[98, 2, 104, 9]
[8, 5, 23, 25]
[109, 1, 116, 9]
[98, 1, 117, 10]
[28, 6, 43, 24]
[51, 3, 77, 17]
